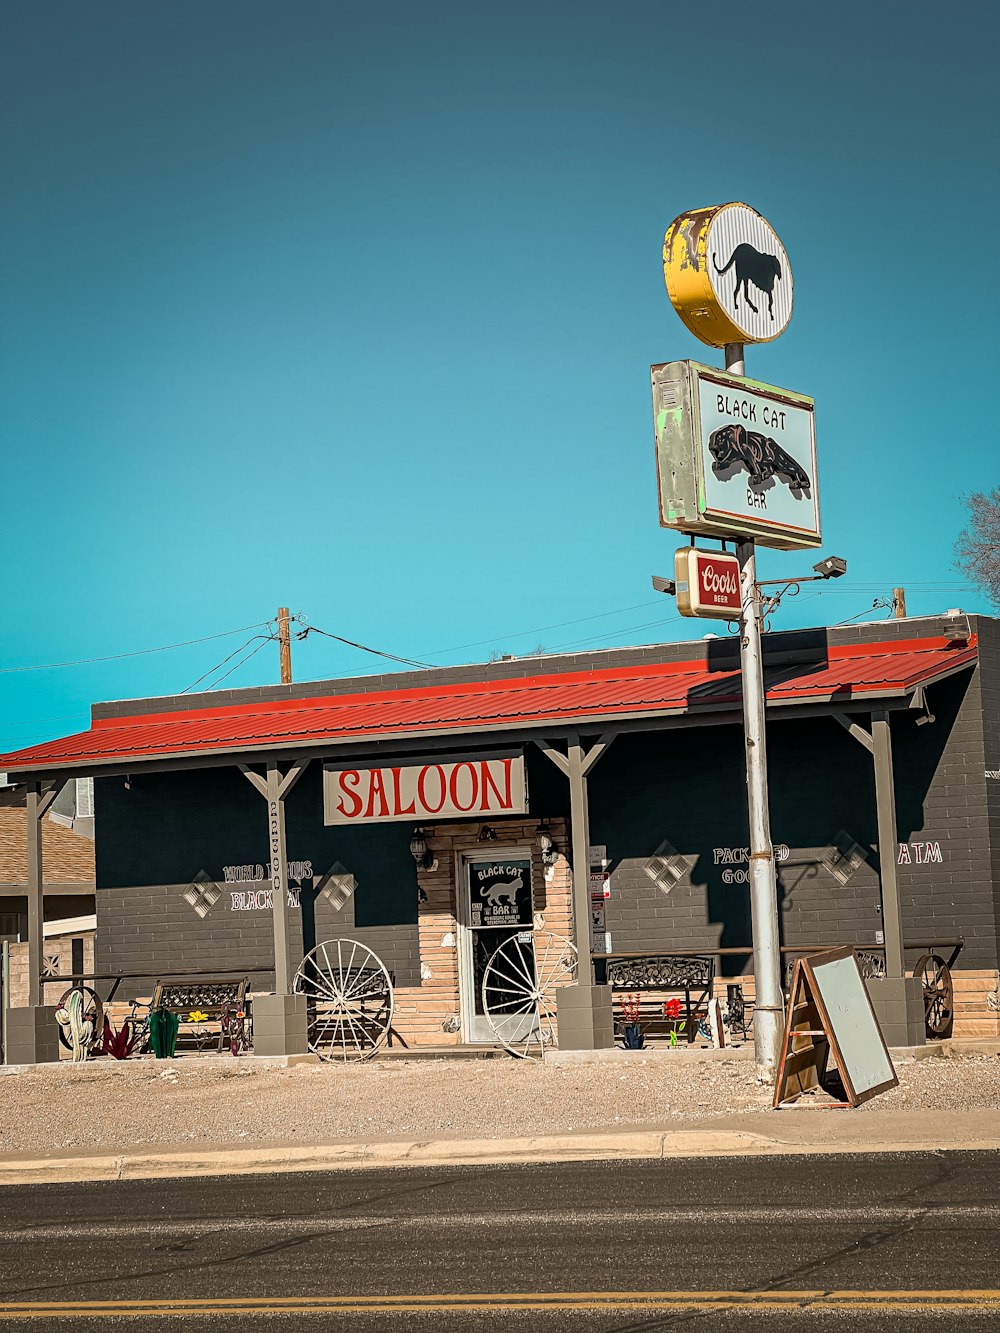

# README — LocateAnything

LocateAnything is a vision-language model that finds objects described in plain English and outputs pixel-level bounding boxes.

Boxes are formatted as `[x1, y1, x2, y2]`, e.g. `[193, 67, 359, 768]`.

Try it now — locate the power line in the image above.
[0, 620, 276, 676]
[835, 599, 893, 626]
[421, 600, 666, 659]
[297, 625, 432, 670]
[206, 636, 276, 689]
[180, 634, 276, 694]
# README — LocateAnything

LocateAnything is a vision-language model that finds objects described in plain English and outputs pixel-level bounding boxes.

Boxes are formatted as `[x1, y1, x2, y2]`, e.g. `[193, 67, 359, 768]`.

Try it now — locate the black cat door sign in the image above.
[662, 203, 793, 347]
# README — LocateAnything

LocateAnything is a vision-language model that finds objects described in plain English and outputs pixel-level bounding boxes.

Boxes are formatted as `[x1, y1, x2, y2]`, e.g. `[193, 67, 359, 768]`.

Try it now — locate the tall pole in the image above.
[892, 587, 907, 619]
[278, 607, 292, 684]
[727, 340, 784, 1079]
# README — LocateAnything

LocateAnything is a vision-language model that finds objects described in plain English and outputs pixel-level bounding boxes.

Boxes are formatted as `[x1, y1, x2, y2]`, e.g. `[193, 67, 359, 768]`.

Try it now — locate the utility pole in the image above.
[892, 587, 907, 619]
[726, 342, 785, 1080]
[277, 607, 292, 684]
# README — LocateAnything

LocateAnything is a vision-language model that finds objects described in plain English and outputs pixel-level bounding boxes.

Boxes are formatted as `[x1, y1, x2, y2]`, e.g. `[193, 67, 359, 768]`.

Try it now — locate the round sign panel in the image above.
[662, 202, 793, 347]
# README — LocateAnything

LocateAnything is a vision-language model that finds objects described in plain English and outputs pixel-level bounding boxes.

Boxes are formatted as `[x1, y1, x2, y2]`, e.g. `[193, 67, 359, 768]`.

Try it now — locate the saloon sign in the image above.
[324, 755, 527, 825]
[675, 547, 742, 619]
[652, 360, 820, 551]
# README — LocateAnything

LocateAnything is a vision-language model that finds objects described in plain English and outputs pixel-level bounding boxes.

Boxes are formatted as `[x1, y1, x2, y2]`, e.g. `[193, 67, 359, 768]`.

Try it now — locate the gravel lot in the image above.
[1, 1049, 997, 1159]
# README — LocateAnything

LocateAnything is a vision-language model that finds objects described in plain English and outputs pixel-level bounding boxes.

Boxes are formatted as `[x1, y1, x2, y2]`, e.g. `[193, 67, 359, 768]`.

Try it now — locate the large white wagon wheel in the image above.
[293, 939, 394, 1061]
[482, 931, 578, 1059]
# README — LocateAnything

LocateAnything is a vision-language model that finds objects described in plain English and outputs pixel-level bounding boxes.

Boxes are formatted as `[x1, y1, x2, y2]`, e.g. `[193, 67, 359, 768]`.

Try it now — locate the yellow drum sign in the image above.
[662, 202, 793, 348]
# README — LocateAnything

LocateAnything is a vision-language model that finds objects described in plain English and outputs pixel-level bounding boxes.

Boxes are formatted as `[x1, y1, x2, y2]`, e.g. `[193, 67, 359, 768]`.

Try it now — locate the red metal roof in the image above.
[0, 635, 977, 775]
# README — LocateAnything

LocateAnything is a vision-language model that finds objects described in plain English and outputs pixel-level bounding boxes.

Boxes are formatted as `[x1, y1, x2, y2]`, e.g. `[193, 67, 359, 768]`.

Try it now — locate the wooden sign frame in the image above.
[774, 946, 898, 1110]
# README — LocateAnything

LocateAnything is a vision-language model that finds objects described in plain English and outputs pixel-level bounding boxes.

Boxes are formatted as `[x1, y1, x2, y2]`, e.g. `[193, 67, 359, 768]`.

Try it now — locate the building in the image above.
[2, 611, 998, 1063]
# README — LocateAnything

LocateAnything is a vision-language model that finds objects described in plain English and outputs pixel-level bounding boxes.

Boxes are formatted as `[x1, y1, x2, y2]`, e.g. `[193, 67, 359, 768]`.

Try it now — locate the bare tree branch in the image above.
[955, 487, 1000, 606]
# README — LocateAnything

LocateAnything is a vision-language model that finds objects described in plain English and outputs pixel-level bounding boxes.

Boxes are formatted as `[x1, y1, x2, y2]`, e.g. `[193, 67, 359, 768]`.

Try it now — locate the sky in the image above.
[2, 1, 998, 754]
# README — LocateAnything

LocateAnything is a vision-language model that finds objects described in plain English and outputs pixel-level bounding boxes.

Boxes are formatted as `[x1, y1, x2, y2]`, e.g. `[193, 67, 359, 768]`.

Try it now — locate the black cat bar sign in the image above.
[662, 202, 793, 347]
[652, 360, 821, 550]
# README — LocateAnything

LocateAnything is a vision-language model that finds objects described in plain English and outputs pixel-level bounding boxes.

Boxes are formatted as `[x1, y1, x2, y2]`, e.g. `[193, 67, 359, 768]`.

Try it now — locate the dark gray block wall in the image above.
[589, 666, 995, 972]
[95, 764, 421, 996]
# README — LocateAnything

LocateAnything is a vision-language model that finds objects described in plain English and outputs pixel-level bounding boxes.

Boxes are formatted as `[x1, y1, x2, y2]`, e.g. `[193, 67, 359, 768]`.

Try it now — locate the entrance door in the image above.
[460, 852, 535, 1042]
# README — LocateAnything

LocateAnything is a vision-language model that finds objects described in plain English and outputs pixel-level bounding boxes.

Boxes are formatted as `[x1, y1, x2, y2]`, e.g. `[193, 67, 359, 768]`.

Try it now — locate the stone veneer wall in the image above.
[391, 817, 573, 1047]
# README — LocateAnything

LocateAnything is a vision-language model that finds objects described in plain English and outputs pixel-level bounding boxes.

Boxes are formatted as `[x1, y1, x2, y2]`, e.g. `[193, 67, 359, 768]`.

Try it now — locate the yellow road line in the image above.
[1, 1290, 1000, 1317]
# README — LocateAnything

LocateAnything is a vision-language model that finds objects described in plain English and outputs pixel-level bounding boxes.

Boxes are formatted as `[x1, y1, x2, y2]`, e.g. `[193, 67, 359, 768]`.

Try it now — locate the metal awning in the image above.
[0, 633, 977, 781]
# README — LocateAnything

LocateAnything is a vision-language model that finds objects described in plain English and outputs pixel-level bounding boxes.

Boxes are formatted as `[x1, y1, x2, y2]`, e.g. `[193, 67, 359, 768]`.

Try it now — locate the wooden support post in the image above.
[240, 759, 309, 995]
[25, 783, 57, 1008]
[266, 762, 292, 994]
[871, 711, 904, 980]
[566, 734, 593, 988]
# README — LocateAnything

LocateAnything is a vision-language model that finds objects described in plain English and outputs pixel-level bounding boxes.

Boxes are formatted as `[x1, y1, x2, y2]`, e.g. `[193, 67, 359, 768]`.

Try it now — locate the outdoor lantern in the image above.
[477, 824, 497, 843]
[409, 828, 434, 870]
[537, 822, 557, 867]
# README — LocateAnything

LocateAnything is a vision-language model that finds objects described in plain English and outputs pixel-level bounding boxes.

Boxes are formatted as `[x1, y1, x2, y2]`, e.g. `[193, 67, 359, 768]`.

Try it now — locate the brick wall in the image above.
[392, 816, 573, 1047]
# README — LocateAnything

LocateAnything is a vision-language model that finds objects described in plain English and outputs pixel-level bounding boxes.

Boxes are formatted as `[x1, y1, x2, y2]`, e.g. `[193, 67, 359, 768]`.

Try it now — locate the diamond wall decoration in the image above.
[642, 839, 690, 897]
[182, 870, 222, 919]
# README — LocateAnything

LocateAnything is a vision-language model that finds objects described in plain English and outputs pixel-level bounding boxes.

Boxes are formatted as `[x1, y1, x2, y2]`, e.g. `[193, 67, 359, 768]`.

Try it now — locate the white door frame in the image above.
[456, 845, 534, 1043]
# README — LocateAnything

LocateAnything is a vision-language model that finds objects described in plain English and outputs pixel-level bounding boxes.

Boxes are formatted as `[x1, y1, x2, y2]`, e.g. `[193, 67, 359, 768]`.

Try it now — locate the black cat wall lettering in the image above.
[713, 243, 782, 320]
[708, 423, 810, 495]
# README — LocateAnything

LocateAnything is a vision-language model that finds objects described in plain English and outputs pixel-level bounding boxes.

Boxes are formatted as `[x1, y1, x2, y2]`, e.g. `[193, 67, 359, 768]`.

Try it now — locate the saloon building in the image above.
[2, 611, 999, 1062]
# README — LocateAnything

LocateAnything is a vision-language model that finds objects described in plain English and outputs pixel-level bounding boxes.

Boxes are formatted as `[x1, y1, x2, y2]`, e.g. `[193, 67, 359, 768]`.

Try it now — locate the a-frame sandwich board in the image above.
[774, 947, 898, 1110]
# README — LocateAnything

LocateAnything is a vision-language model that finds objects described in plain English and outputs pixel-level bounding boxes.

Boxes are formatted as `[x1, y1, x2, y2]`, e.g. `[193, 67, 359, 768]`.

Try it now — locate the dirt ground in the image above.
[1, 1048, 997, 1159]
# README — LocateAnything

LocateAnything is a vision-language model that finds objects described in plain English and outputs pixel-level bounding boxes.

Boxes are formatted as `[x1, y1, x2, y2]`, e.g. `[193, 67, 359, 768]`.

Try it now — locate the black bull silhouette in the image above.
[708, 423, 811, 495]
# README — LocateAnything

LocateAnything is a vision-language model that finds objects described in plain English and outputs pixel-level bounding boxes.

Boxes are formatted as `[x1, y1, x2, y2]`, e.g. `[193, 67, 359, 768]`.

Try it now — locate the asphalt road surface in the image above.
[1, 1152, 999, 1330]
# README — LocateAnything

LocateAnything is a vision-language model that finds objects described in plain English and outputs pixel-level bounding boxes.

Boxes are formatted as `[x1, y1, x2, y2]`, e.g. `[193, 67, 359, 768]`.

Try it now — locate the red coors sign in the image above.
[674, 547, 743, 619]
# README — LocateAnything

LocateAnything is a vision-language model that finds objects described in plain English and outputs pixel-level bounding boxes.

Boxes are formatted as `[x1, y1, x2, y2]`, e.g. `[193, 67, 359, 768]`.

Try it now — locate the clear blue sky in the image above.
[2, 1, 997, 752]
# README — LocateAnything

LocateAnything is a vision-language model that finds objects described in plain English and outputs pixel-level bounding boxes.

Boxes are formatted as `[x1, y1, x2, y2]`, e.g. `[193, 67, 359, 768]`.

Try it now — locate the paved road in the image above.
[1, 1151, 999, 1329]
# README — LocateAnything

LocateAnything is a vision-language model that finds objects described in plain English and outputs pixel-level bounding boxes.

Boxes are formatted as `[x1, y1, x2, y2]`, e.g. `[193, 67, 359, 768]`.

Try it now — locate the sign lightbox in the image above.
[662, 202, 793, 348]
[652, 360, 821, 551]
[674, 547, 742, 619]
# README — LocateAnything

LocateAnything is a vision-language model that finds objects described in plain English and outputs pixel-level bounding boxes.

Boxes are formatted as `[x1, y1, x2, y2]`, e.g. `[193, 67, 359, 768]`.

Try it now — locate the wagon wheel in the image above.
[914, 953, 954, 1037]
[55, 984, 104, 1055]
[293, 939, 394, 1062]
[482, 931, 578, 1059]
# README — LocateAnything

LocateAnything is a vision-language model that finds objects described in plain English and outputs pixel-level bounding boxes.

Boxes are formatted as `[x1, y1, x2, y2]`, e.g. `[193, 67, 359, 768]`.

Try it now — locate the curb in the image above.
[3, 1126, 1000, 1187]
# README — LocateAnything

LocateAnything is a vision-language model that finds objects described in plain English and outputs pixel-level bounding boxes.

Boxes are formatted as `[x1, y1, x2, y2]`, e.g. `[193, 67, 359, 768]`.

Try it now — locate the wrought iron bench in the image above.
[144, 975, 252, 1053]
[607, 955, 715, 1045]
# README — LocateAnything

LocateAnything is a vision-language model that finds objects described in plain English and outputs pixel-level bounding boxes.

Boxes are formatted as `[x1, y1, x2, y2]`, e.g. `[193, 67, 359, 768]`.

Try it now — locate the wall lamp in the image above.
[537, 821, 558, 882]
[477, 824, 497, 843]
[537, 822, 557, 866]
[409, 827, 437, 872]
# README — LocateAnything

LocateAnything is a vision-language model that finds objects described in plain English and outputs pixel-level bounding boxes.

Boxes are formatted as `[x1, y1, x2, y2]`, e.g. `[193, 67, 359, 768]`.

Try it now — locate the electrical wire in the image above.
[180, 634, 276, 694]
[297, 625, 432, 670]
[420, 600, 667, 659]
[549, 613, 684, 652]
[206, 636, 276, 688]
[0, 620, 276, 676]
[834, 599, 893, 626]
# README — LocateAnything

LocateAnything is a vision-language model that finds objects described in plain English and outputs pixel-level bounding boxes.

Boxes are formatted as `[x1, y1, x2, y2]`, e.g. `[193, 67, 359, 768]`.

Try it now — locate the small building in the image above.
[2, 612, 998, 1062]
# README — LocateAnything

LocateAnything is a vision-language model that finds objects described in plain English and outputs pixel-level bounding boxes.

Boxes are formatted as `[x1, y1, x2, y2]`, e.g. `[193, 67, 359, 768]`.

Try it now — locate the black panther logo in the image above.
[713, 243, 783, 320]
[708, 423, 810, 496]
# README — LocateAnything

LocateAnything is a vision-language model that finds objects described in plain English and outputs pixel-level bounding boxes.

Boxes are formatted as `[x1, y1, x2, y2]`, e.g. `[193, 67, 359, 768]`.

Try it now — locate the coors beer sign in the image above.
[674, 547, 742, 620]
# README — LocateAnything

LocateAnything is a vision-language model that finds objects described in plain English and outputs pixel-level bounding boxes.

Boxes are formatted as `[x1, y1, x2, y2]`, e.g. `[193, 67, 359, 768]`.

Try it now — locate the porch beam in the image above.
[832, 712, 874, 754]
[581, 733, 615, 777]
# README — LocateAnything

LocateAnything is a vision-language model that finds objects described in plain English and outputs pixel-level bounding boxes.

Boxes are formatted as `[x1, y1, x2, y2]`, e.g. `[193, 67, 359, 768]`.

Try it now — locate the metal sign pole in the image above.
[727, 339, 785, 1079]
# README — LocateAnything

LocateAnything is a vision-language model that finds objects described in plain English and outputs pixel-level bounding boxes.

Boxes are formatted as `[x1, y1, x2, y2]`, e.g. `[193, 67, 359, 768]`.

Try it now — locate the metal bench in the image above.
[145, 975, 251, 1053]
[607, 955, 715, 1045]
